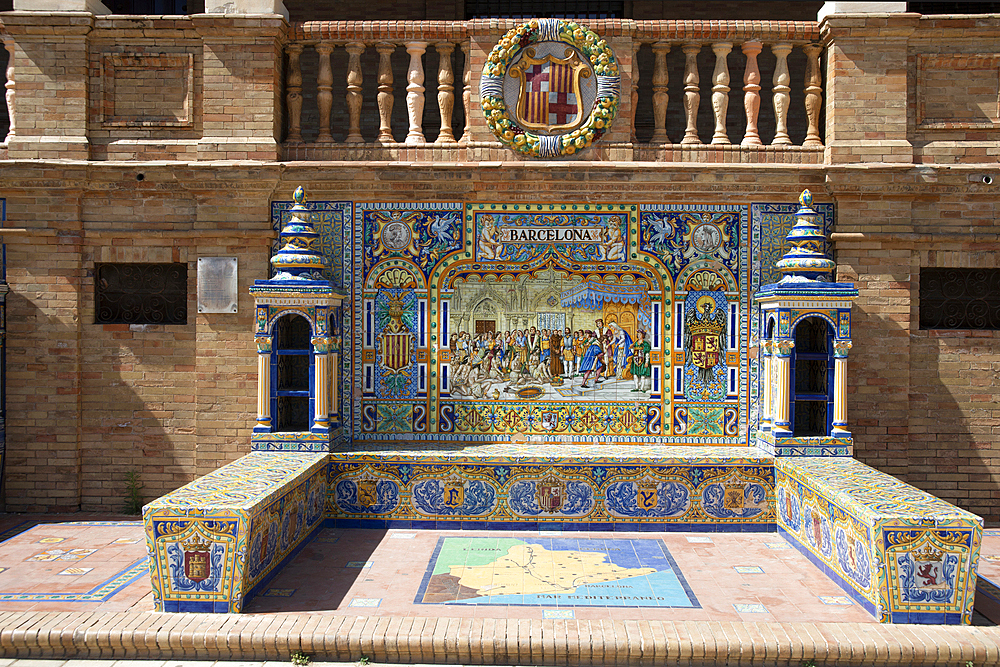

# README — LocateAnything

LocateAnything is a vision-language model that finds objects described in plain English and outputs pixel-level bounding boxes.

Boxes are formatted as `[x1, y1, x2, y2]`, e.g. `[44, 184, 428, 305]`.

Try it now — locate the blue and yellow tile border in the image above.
[327, 446, 775, 531]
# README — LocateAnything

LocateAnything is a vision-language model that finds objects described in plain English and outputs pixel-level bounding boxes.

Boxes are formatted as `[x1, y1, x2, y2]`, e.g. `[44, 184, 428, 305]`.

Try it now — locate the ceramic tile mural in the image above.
[776, 457, 981, 624]
[326, 445, 774, 530]
[144, 452, 327, 612]
[338, 201, 749, 445]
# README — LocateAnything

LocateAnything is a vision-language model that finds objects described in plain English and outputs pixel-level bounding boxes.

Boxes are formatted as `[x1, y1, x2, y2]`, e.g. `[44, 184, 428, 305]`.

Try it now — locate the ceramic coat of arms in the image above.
[480, 19, 621, 157]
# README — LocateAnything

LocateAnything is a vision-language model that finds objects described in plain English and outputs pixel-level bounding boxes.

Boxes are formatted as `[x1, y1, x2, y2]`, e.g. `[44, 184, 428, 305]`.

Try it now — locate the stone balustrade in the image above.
[1, 12, 996, 164]
[282, 19, 825, 162]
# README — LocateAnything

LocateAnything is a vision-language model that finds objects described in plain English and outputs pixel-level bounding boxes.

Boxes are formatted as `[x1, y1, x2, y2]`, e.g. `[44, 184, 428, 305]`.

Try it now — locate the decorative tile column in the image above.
[832, 339, 852, 435]
[754, 190, 858, 457]
[249, 186, 345, 452]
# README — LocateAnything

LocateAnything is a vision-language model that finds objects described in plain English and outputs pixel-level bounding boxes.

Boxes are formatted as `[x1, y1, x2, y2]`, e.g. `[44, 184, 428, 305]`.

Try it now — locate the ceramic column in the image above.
[760, 339, 773, 432]
[772, 339, 794, 435]
[256, 337, 272, 431]
[459, 40, 472, 144]
[313, 337, 330, 431]
[832, 339, 852, 434]
[330, 349, 340, 424]
[630, 41, 640, 143]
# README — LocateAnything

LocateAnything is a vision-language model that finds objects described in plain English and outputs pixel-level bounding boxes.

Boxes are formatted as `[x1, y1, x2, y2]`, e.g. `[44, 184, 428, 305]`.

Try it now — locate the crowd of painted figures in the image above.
[447, 318, 652, 399]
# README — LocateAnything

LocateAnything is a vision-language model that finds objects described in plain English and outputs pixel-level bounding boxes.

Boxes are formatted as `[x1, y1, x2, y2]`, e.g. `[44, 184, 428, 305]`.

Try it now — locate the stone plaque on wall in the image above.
[197, 257, 238, 314]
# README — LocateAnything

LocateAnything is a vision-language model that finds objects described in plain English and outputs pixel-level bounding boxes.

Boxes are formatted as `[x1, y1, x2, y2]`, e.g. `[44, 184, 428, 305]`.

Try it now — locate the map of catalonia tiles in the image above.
[416, 537, 699, 608]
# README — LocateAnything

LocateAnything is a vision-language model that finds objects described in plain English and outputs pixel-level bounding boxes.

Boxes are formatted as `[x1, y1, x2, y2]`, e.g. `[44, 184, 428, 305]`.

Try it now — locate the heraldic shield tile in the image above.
[414, 536, 699, 608]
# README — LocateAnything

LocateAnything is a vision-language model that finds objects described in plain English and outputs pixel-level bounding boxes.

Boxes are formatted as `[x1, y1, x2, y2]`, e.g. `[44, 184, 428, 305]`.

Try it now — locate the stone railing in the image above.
[281, 19, 825, 162]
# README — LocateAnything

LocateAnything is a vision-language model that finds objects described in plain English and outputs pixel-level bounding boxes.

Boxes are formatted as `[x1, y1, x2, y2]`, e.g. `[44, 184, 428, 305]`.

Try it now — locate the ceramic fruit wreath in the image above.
[479, 18, 621, 158]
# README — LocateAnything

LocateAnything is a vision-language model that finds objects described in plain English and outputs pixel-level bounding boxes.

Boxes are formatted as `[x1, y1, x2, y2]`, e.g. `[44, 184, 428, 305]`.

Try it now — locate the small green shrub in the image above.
[122, 470, 144, 515]
[291, 650, 311, 666]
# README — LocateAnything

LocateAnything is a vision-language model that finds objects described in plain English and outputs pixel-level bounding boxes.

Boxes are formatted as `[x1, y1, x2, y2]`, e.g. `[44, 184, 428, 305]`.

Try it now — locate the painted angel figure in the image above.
[597, 215, 626, 262]
[478, 215, 502, 260]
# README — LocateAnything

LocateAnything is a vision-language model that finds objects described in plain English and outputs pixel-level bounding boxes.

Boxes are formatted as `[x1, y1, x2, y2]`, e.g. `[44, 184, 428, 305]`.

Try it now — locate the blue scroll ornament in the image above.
[507, 480, 594, 516]
[701, 482, 766, 519]
[412, 479, 497, 516]
[334, 479, 400, 514]
[605, 481, 690, 518]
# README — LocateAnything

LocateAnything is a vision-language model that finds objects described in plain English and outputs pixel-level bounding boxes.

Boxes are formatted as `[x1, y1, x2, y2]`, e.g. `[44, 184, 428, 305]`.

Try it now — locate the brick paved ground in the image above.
[1, 515, 1000, 665]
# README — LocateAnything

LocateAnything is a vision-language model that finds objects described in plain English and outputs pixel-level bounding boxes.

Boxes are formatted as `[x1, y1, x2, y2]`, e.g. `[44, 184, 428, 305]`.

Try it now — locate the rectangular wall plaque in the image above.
[197, 257, 238, 314]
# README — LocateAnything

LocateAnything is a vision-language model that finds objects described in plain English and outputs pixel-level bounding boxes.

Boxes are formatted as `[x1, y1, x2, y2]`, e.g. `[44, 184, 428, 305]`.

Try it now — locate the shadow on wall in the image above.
[2, 286, 198, 513]
[847, 295, 1000, 525]
[909, 328, 1000, 526]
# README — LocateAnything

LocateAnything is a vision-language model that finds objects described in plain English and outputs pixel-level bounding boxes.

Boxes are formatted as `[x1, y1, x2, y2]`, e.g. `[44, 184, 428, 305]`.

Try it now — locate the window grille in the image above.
[95, 263, 188, 325]
[919, 268, 1000, 330]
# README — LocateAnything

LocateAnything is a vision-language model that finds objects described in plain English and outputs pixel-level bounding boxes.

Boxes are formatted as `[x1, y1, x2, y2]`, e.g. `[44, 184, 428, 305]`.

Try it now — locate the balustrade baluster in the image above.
[650, 42, 670, 145]
[3, 36, 15, 140]
[405, 41, 427, 145]
[803, 43, 824, 147]
[681, 43, 701, 145]
[771, 43, 792, 145]
[316, 41, 334, 143]
[376, 43, 395, 144]
[345, 42, 365, 143]
[710, 42, 732, 145]
[436, 42, 456, 144]
[459, 40, 472, 144]
[285, 44, 303, 143]
[741, 40, 762, 146]
[630, 42, 640, 143]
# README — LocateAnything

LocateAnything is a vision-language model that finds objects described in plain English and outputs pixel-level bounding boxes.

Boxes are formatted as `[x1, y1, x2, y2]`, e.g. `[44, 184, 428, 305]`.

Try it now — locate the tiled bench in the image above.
[144, 451, 327, 612]
[776, 457, 982, 624]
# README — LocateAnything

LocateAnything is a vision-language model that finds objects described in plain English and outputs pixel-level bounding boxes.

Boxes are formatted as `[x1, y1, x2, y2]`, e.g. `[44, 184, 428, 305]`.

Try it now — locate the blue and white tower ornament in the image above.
[775, 189, 836, 282]
[270, 186, 327, 280]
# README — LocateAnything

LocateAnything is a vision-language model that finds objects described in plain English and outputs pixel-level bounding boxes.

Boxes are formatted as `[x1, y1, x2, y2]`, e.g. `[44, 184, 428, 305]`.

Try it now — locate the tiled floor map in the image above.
[415, 537, 699, 607]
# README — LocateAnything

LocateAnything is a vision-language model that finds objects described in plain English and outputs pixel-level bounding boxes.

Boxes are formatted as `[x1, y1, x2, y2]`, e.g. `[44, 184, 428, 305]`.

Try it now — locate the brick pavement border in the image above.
[0, 611, 999, 665]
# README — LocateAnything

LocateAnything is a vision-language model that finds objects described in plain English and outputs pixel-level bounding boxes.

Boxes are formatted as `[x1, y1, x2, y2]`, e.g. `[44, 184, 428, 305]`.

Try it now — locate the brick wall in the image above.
[0, 11, 999, 523]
